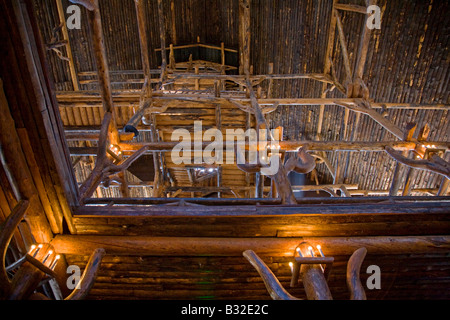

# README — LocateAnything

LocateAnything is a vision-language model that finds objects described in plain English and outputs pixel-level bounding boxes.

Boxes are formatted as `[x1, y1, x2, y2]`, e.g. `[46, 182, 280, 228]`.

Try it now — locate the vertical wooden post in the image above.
[56, 0, 80, 91]
[0, 81, 52, 243]
[158, 0, 168, 83]
[354, 0, 377, 80]
[216, 105, 222, 198]
[134, 0, 152, 96]
[317, 0, 338, 138]
[239, 0, 251, 76]
[86, 0, 119, 144]
[170, 0, 177, 45]
[334, 10, 352, 83]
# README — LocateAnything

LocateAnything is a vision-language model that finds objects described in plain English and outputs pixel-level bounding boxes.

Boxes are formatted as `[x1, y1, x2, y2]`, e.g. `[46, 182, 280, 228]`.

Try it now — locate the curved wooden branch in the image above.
[243, 250, 300, 300]
[0, 200, 30, 299]
[65, 248, 105, 300]
[69, 0, 96, 11]
[346, 247, 367, 300]
[385, 146, 450, 179]
[310, 154, 335, 179]
[79, 113, 112, 202]
[285, 148, 316, 174]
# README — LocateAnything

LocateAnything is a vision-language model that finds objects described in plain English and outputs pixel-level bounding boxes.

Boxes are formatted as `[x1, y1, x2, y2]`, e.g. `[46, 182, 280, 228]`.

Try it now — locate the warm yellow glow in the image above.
[28, 244, 36, 254]
[296, 247, 303, 257]
[289, 262, 294, 273]
[50, 255, 61, 270]
[33, 244, 43, 257]
[317, 245, 325, 257]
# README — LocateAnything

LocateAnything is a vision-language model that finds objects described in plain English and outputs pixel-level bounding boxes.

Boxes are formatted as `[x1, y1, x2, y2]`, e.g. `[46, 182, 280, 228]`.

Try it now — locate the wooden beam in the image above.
[56, 91, 450, 110]
[69, 140, 448, 158]
[385, 146, 450, 179]
[65, 248, 105, 300]
[297, 242, 332, 300]
[157, 0, 167, 83]
[86, 0, 119, 144]
[0, 80, 52, 243]
[0, 200, 29, 299]
[170, 0, 177, 45]
[118, 140, 447, 153]
[335, 3, 368, 14]
[239, 0, 251, 75]
[336, 101, 405, 140]
[51, 235, 450, 257]
[56, 0, 80, 91]
[354, 0, 377, 79]
[335, 10, 352, 83]
[317, 0, 338, 137]
[346, 247, 367, 300]
[134, 0, 152, 95]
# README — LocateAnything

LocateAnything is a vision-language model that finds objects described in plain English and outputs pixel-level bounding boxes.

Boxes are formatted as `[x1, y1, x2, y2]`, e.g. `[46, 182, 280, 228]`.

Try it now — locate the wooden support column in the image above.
[157, 0, 168, 83]
[239, 0, 251, 75]
[0, 81, 52, 243]
[437, 153, 450, 196]
[56, 0, 80, 91]
[298, 243, 333, 300]
[135, 0, 152, 96]
[134, 0, 162, 198]
[390, 123, 417, 196]
[354, 0, 377, 80]
[335, 10, 352, 83]
[243, 250, 299, 300]
[170, 0, 177, 45]
[246, 80, 296, 204]
[216, 104, 222, 198]
[85, 0, 119, 145]
[335, 3, 368, 14]
[317, 0, 338, 137]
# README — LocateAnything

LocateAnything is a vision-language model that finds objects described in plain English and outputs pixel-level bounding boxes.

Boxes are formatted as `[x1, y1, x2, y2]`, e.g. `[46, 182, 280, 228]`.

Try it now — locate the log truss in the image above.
[2, 0, 448, 302]
[63, 0, 450, 205]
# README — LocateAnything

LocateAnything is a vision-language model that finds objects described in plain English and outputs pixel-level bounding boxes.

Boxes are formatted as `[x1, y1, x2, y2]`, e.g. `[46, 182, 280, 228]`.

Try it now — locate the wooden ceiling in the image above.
[30, 0, 449, 199]
[0, 0, 449, 301]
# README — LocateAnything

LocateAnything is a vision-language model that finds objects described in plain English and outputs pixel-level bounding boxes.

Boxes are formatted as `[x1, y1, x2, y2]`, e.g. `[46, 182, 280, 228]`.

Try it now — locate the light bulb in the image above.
[28, 244, 36, 254]
[289, 262, 294, 273]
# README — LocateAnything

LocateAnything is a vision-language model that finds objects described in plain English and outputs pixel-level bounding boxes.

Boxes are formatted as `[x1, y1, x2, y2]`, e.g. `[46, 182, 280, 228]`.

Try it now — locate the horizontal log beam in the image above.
[76, 141, 446, 154]
[78, 197, 450, 212]
[56, 92, 449, 110]
[51, 235, 450, 256]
